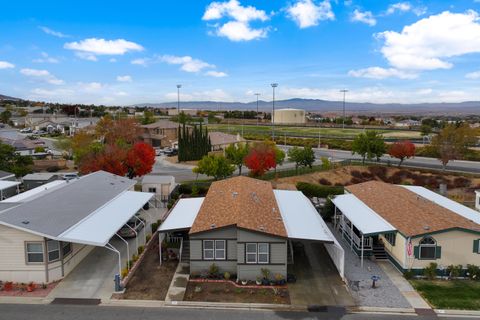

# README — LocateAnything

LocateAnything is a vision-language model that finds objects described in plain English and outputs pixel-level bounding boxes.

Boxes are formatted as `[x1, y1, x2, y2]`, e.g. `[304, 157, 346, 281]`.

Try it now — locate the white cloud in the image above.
[20, 68, 64, 85]
[466, 70, 480, 79]
[385, 2, 426, 16]
[39, 26, 70, 38]
[165, 89, 232, 101]
[286, 0, 334, 28]
[202, 0, 270, 41]
[378, 11, 480, 70]
[33, 52, 59, 64]
[109, 58, 117, 63]
[205, 70, 228, 77]
[131, 58, 149, 66]
[116, 75, 132, 82]
[64, 38, 144, 61]
[0, 61, 15, 69]
[351, 9, 376, 26]
[160, 55, 214, 72]
[348, 67, 418, 79]
[78, 82, 103, 92]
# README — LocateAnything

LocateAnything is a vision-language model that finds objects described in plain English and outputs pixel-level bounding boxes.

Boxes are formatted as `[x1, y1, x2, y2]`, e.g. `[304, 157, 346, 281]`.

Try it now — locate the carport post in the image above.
[105, 243, 122, 277]
[361, 234, 364, 268]
[116, 233, 130, 269]
[133, 215, 147, 246]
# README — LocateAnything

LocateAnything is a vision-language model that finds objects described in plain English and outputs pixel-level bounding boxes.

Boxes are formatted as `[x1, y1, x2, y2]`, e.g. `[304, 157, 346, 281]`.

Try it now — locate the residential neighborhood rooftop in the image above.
[345, 181, 480, 237]
[140, 119, 179, 129]
[189, 176, 287, 237]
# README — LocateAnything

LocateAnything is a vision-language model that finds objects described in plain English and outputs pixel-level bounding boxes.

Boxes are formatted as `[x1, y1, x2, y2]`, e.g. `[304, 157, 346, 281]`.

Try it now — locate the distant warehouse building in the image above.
[273, 108, 306, 125]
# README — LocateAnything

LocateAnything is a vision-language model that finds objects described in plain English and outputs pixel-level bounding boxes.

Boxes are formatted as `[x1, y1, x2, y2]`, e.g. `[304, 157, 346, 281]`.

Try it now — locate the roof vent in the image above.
[232, 191, 238, 198]
[22, 220, 29, 225]
[259, 225, 265, 231]
[272, 207, 276, 212]
[423, 225, 430, 230]
[251, 192, 259, 203]
[210, 224, 216, 229]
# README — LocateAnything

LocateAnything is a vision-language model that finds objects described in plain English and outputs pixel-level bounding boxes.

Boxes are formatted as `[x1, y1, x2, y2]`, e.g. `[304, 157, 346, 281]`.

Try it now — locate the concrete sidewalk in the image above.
[165, 262, 190, 302]
[377, 261, 431, 310]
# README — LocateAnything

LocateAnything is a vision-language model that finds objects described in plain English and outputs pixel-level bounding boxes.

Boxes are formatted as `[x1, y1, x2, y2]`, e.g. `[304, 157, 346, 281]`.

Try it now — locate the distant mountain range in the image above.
[0, 94, 20, 101]
[134, 98, 480, 115]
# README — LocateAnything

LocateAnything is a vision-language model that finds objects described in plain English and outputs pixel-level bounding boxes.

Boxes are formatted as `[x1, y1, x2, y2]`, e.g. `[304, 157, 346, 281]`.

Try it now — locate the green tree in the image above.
[0, 142, 33, 177]
[288, 147, 303, 172]
[178, 123, 211, 161]
[225, 143, 249, 175]
[420, 124, 432, 137]
[274, 146, 286, 172]
[54, 137, 73, 158]
[140, 111, 156, 125]
[193, 154, 235, 180]
[288, 146, 315, 172]
[431, 123, 478, 170]
[0, 110, 12, 124]
[352, 130, 386, 164]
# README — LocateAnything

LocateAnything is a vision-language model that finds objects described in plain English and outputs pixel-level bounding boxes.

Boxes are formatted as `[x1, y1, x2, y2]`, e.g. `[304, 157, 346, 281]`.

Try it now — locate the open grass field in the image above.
[410, 280, 480, 310]
[207, 124, 422, 140]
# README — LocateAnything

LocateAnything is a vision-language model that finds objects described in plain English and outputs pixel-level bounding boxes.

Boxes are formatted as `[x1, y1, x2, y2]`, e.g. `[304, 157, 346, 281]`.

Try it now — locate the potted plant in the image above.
[274, 273, 285, 285]
[256, 276, 262, 286]
[261, 268, 271, 285]
[241, 279, 248, 285]
[4, 281, 13, 291]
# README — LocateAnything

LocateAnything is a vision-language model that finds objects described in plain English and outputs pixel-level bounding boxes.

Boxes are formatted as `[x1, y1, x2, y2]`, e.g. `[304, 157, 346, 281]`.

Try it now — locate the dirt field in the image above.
[121, 242, 177, 300]
[276, 165, 480, 202]
[184, 281, 290, 304]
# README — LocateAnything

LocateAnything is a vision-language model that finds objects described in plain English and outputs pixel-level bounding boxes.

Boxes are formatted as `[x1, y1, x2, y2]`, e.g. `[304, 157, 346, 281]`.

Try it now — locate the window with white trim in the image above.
[47, 240, 60, 262]
[384, 233, 396, 246]
[214, 240, 225, 260]
[246, 243, 257, 264]
[419, 236, 436, 260]
[26, 242, 44, 263]
[246, 243, 269, 264]
[203, 240, 214, 260]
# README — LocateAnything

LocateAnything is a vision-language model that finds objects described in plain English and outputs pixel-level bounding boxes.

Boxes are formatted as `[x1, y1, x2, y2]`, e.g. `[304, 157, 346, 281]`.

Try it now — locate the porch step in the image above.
[372, 245, 388, 261]
[181, 240, 190, 262]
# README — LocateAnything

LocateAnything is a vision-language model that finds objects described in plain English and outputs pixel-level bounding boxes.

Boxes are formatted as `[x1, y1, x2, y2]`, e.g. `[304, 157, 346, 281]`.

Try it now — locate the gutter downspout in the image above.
[44, 238, 49, 283]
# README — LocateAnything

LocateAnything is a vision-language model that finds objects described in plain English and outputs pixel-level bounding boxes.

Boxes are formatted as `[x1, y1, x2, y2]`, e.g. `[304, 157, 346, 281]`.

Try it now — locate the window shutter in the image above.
[435, 246, 442, 259]
[474, 240, 479, 253]
[413, 246, 419, 259]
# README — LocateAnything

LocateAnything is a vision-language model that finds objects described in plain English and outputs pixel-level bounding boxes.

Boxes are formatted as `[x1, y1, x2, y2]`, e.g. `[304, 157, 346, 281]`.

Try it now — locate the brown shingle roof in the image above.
[189, 176, 287, 237]
[140, 120, 180, 129]
[346, 181, 480, 237]
[208, 132, 245, 146]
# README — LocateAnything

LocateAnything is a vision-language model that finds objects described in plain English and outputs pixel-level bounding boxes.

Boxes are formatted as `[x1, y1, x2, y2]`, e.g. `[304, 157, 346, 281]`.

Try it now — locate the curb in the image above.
[435, 309, 480, 317]
[347, 306, 416, 315]
[0, 297, 52, 304]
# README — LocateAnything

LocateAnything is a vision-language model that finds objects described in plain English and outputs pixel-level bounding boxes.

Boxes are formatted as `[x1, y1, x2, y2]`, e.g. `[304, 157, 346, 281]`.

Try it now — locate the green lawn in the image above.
[207, 124, 421, 139]
[410, 280, 480, 310]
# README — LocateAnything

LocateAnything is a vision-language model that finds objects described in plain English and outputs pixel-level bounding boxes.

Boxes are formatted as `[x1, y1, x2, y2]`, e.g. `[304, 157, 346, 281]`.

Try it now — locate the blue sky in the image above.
[1, 0, 480, 105]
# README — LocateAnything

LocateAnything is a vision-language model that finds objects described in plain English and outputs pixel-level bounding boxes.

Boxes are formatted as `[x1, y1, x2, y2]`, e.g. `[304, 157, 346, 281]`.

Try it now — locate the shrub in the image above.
[423, 262, 438, 280]
[209, 263, 219, 277]
[404, 269, 415, 280]
[320, 157, 332, 170]
[368, 165, 388, 180]
[261, 268, 271, 280]
[466, 264, 480, 280]
[224, 272, 231, 280]
[151, 219, 161, 233]
[178, 184, 193, 195]
[296, 182, 343, 198]
[350, 177, 364, 185]
[121, 268, 129, 279]
[452, 177, 471, 188]
[350, 170, 363, 179]
[138, 245, 145, 255]
[46, 166, 60, 172]
[146, 234, 152, 243]
[321, 198, 335, 221]
[132, 254, 139, 263]
[318, 178, 332, 186]
[447, 264, 463, 278]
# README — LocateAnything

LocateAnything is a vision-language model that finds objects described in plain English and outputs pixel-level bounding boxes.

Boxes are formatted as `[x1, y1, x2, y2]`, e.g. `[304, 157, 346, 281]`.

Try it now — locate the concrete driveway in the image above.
[48, 208, 165, 300]
[288, 241, 355, 307]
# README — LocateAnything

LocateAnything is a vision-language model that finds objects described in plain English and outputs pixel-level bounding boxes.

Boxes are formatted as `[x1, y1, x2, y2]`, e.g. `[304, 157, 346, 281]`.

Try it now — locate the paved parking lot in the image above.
[288, 241, 355, 307]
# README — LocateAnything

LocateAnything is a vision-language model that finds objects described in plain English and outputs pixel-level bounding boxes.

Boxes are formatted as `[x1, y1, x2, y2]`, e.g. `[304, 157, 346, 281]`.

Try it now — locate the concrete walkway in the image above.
[377, 261, 431, 310]
[165, 262, 190, 302]
[288, 242, 355, 307]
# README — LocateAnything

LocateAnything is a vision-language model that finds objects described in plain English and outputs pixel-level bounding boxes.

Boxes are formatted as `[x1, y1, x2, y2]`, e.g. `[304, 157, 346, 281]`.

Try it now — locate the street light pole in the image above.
[176, 84, 182, 115]
[340, 89, 348, 129]
[271, 83, 278, 141]
[254, 93, 260, 126]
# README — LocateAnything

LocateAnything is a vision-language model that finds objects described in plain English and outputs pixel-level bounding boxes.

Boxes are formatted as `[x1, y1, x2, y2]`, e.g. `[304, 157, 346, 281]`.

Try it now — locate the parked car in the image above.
[163, 147, 178, 156]
[61, 172, 79, 180]
[118, 216, 146, 238]
[154, 147, 162, 156]
[20, 128, 32, 133]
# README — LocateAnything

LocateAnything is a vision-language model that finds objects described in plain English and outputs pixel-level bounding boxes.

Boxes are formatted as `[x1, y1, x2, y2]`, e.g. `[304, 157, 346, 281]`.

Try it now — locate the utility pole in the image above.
[176, 84, 182, 115]
[271, 83, 278, 141]
[254, 93, 260, 126]
[340, 89, 348, 129]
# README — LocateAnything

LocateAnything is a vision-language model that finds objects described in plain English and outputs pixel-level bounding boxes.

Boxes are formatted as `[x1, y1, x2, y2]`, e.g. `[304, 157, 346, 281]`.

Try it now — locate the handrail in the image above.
[178, 237, 184, 263]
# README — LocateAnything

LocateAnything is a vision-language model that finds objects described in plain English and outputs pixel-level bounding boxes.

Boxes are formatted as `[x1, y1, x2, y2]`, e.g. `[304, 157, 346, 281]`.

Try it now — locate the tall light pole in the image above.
[271, 83, 278, 141]
[340, 89, 348, 129]
[176, 84, 182, 115]
[254, 93, 260, 126]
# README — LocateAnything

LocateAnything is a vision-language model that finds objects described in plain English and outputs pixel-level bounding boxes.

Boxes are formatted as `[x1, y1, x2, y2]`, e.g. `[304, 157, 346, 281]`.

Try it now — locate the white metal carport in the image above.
[57, 191, 154, 276]
[332, 193, 396, 267]
[0, 180, 20, 200]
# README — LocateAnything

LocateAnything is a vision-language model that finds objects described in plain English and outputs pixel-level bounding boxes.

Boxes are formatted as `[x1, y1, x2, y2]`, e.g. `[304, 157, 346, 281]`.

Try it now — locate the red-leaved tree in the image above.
[125, 142, 156, 178]
[388, 140, 415, 167]
[244, 141, 277, 177]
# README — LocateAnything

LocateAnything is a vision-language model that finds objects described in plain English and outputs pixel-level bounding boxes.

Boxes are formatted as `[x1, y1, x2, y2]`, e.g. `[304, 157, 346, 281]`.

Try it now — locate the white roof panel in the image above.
[57, 191, 153, 246]
[159, 197, 204, 232]
[402, 185, 480, 225]
[0, 180, 20, 191]
[332, 194, 396, 235]
[274, 190, 334, 242]
[2, 180, 66, 203]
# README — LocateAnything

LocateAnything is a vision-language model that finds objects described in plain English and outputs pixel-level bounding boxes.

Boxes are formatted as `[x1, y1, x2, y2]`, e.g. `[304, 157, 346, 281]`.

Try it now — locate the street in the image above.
[0, 304, 469, 320]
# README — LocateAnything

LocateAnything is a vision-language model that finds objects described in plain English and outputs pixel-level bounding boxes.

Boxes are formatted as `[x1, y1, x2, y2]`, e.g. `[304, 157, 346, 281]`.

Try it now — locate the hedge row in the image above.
[296, 182, 344, 198]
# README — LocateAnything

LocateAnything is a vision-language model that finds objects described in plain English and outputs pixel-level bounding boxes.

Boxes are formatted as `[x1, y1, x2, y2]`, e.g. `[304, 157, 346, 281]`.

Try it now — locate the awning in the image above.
[402, 185, 480, 225]
[274, 190, 334, 243]
[57, 191, 153, 246]
[332, 194, 396, 236]
[2, 180, 66, 203]
[158, 197, 204, 232]
[0, 180, 20, 191]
